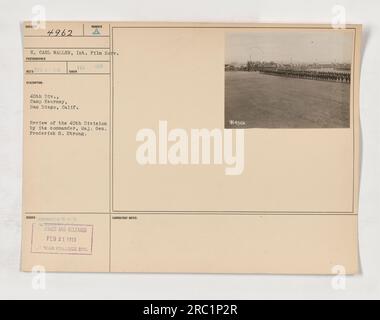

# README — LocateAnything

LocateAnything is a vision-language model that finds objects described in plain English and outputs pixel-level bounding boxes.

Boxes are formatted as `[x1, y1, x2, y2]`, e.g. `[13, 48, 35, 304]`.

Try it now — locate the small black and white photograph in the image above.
[225, 30, 354, 128]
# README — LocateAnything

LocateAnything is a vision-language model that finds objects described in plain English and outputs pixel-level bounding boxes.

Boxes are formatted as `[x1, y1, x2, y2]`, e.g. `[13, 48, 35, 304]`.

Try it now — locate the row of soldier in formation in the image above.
[259, 68, 351, 83]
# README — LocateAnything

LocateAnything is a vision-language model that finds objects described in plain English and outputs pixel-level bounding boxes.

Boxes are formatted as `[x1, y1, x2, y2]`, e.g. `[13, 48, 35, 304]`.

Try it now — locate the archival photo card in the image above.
[21, 22, 361, 274]
[225, 30, 354, 129]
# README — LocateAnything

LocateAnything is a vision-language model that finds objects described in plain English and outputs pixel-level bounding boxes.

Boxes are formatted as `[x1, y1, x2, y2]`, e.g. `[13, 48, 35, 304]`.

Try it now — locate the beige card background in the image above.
[22, 22, 361, 274]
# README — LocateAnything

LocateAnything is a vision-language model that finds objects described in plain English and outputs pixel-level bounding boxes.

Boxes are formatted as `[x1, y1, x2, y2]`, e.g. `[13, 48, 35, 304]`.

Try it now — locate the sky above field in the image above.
[225, 30, 354, 65]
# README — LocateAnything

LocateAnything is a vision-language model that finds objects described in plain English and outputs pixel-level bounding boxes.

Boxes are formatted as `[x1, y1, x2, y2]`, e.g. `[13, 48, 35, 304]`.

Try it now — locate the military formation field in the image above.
[225, 71, 351, 128]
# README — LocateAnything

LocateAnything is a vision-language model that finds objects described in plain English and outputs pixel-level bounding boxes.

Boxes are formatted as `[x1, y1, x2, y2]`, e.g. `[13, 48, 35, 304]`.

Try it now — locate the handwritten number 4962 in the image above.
[47, 29, 73, 37]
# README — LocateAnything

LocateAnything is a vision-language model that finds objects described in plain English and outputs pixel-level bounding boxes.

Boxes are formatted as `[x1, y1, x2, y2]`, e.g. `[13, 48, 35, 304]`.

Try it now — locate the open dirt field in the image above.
[225, 71, 351, 128]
